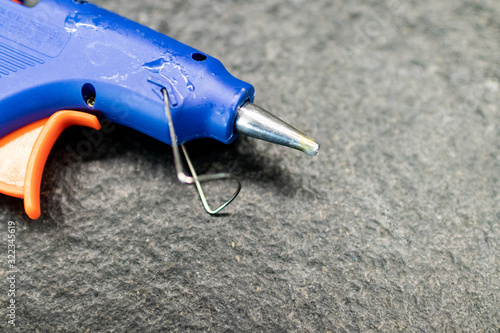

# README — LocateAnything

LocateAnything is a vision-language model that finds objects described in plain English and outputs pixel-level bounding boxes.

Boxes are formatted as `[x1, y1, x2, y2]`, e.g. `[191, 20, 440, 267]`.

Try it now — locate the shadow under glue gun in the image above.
[0, 0, 320, 219]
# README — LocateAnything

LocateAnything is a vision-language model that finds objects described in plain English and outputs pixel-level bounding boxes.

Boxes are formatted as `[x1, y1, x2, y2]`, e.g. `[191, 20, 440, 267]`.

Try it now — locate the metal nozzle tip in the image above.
[235, 103, 320, 157]
[302, 138, 320, 156]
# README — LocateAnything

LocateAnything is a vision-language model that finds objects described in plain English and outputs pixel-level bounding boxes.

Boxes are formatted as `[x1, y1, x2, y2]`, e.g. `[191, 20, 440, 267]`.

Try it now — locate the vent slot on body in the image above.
[0, 41, 44, 78]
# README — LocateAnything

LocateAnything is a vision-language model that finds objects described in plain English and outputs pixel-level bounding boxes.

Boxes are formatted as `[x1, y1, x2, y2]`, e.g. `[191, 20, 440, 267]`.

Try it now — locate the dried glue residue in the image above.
[143, 58, 195, 92]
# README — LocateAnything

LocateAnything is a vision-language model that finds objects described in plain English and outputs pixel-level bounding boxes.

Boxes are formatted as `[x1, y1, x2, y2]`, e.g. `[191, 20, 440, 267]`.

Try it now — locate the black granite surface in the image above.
[1, 0, 499, 331]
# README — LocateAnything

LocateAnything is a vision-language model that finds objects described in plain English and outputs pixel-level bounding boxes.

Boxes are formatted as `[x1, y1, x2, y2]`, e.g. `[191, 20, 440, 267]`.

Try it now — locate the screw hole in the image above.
[192, 53, 207, 62]
[81, 83, 96, 108]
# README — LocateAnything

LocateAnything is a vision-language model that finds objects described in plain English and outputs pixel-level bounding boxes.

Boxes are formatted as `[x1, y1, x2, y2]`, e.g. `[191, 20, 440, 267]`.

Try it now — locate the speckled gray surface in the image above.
[1, 0, 500, 331]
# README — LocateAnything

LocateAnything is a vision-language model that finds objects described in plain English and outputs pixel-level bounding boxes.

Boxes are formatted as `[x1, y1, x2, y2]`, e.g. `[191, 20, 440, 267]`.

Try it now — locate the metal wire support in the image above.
[161, 88, 241, 215]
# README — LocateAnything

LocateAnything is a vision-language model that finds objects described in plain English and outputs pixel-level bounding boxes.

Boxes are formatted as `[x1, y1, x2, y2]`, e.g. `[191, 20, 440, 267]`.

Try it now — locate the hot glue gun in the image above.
[0, 0, 320, 219]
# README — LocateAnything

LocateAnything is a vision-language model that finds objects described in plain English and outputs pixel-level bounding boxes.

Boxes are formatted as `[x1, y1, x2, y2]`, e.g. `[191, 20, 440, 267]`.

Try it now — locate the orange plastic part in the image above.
[0, 111, 101, 219]
[0, 119, 46, 198]
[10, 0, 22, 4]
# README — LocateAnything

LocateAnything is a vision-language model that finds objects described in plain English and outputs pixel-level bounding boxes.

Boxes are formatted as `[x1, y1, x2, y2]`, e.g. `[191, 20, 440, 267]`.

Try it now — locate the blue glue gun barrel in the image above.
[0, 0, 255, 144]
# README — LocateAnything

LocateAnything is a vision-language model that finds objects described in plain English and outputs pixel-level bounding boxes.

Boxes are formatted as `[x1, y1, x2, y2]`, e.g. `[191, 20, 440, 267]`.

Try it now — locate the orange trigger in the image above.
[0, 111, 101, 219]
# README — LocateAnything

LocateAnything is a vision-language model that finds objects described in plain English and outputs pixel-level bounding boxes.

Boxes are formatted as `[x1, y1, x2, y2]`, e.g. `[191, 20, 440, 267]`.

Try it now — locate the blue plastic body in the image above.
[0, 0, 255, 144]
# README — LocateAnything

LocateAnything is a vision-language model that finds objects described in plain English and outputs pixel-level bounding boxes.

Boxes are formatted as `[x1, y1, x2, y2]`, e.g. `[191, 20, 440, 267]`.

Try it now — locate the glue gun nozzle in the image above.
[235, 103, 320, 156]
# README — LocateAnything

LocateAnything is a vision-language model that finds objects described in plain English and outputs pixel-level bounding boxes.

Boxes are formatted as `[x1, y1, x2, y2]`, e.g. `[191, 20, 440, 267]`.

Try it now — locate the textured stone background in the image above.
[1, 0, 499, 331]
